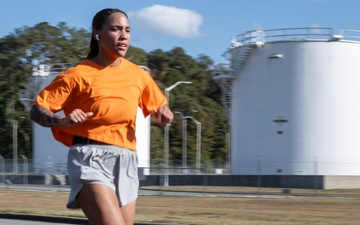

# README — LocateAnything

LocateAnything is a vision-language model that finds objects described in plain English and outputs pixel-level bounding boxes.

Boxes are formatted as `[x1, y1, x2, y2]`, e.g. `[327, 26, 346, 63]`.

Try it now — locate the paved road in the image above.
[0, 218, 84, 225]
[0, 214, 90, 225]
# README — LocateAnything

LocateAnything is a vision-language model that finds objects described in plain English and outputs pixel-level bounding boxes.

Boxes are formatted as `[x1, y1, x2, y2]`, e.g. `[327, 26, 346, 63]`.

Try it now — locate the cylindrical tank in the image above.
[32, 66, 150, 174]
[230, 28, 360, 175]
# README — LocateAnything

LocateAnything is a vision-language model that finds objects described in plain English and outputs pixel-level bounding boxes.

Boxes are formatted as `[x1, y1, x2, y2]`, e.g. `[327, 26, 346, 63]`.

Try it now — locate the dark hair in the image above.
[86, 8, 128, 59]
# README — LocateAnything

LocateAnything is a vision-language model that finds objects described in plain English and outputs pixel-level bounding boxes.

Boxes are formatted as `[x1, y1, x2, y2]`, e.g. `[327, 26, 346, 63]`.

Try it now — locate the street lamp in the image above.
[164, 81, 192, 186]
[12, 116, 26, 174]
[174, 111, 188, 170]
[184, 116, 201, 175]
[21, 155, 28, 186]
[12, 119, 18, 173]
[0, 155, 4, 186]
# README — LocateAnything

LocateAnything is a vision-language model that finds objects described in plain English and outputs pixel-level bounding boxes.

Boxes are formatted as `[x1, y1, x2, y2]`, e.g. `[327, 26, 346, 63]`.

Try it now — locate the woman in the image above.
[30, 8, 173, 225]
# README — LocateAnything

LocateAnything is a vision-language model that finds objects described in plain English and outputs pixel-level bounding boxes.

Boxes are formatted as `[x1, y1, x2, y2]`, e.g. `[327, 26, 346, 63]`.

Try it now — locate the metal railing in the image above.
[232, 27, 360, 46]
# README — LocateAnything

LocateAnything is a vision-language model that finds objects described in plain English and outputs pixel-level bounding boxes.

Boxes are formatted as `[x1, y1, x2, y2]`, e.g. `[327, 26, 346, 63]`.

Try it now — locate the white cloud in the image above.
[128, 5, 203, 39]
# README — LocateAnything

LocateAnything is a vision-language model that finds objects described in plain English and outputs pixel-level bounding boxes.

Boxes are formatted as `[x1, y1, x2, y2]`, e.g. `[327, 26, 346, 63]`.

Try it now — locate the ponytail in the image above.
[87, 37, 99, 59]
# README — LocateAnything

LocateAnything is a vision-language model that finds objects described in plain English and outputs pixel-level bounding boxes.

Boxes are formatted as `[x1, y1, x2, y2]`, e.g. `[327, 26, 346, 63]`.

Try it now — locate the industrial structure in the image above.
[214, 28, 360, 176]
[19, 64, 151, 174]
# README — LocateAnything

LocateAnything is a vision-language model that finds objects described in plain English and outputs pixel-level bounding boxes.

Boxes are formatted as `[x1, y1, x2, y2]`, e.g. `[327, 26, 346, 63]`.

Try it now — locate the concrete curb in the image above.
[0, 213, 89, 224]
[0, 213, 178, 225]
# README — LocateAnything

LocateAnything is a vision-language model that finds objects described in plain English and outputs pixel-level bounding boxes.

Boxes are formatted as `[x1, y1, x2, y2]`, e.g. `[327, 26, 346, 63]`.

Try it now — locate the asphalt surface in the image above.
[0, 213, 90, 225]
[0, 218, 82, 225]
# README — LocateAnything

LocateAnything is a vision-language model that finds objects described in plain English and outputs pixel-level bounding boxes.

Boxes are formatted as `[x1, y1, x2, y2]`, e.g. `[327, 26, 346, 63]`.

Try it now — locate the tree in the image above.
[147, 46, 228, 169]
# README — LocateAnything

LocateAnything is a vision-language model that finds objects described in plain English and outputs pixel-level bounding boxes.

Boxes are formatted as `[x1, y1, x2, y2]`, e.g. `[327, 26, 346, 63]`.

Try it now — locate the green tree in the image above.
[147, 46, 228, 169]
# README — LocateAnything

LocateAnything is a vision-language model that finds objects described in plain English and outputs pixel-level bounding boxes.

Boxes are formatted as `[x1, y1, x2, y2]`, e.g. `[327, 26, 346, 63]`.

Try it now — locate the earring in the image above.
[95, 34, 99, 40]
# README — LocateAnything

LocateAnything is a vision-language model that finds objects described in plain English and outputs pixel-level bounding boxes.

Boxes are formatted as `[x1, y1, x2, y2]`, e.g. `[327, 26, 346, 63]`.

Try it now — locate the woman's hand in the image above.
[153, 105, 174, 125]
[60, 109, 94, 127]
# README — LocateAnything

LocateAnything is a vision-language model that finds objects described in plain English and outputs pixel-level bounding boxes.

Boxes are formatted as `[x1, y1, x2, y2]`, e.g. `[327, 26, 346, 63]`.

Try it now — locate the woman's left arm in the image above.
[153, 105, 174, 125]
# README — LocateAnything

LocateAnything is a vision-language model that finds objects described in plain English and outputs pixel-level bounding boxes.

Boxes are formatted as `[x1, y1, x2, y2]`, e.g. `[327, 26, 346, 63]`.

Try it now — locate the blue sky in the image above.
[1, 0, 360, 65]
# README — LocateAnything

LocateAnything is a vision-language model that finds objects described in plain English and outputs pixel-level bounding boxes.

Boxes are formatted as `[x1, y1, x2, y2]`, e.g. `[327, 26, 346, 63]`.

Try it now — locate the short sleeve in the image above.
[33, 72, 77, 113]
[140, 73, 167, 117]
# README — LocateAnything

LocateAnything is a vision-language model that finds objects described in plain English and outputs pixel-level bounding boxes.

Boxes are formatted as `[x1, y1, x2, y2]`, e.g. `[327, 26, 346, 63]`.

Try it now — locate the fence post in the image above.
[313, 156, 318, 196]
[0, 155, 4, 187]
[21, 155, 28, 187]
[46, 155, 54, 190]
[160, 159, 164, 195]
[256, 155, 262, 194]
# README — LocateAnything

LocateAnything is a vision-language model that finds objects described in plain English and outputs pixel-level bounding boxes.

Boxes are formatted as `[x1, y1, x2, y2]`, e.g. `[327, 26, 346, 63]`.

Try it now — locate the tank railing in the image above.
[234, 27, 339, 45]
[339, 29, 360, 42]
[49, 63, 76, 72]
[236, 30, 265, 46]
[31, 63, 76, 77]
[264, 27, 333, 42]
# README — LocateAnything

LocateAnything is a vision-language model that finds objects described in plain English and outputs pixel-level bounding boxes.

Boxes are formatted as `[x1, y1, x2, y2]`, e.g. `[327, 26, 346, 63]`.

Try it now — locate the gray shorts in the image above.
[66, 144, 139, 208]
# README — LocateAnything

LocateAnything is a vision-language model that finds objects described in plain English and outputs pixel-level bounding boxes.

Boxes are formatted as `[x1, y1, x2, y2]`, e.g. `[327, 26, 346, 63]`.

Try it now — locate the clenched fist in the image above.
[153, 105, 174, 125]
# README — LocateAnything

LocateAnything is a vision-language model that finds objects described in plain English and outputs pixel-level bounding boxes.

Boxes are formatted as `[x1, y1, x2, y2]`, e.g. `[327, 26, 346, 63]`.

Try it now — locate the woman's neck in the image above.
[91, 55, 121, 67]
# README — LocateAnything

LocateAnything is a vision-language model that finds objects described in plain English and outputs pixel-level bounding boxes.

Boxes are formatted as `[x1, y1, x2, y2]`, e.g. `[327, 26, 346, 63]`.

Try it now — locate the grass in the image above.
[1, 187, 360, 225]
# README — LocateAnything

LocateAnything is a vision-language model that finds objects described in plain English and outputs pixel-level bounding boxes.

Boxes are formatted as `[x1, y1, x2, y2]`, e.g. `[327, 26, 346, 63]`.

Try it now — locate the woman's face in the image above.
[96, 12, 131, 58]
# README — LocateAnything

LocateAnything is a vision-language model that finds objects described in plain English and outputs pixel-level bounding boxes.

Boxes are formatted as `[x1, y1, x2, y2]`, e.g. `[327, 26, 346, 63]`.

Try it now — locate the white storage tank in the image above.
[30, 64, 150, 174]
[216, 28, 360, 176]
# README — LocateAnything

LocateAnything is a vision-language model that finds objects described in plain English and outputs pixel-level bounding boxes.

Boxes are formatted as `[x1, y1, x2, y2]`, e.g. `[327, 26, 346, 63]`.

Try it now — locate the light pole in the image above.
[0, 155, 4, 186]
[21, 155, 28, 186]
[184, 116, 201, 175]
[12, 116, 26, 174]
[12, 119, 18, 174]
[174, 111, 188, 170]
[164, 81, 192, 186]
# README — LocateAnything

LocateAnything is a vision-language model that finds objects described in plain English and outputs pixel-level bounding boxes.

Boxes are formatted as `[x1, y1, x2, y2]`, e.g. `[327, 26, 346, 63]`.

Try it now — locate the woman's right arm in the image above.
[30, 105, 93, 127]
[30, 105, 65, 127]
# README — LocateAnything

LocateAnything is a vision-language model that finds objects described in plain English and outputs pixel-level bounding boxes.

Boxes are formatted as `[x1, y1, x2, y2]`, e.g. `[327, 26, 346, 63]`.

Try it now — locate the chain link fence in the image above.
[1, 157, 360, 198]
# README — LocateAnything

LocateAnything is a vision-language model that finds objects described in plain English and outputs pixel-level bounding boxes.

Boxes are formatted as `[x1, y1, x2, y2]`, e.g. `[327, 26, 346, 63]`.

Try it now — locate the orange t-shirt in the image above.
[33, 58, 167, 150]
